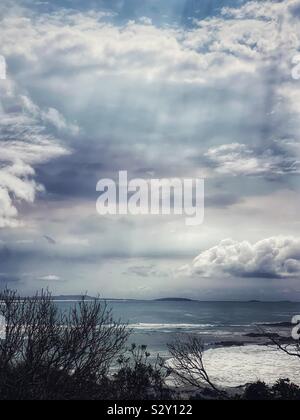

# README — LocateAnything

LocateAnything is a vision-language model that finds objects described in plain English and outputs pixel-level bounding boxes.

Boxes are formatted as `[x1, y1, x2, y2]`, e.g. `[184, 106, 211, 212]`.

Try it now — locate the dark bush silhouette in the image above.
[243, 381, 271, 400]
[271, 379, 300, 400]
[110, 344, 173, 400]
[0, 289, 129, 400]
[242, 379, 300, 401]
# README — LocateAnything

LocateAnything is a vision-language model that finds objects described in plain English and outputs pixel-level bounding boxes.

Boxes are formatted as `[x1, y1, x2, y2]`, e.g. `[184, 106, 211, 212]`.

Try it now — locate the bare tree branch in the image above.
[167, 335, 228, 399]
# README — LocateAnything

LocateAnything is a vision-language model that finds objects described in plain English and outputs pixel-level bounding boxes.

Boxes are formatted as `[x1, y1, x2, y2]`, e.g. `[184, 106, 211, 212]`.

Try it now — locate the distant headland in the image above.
[49, 296, 296, 303]
[154, 298, 194, 302]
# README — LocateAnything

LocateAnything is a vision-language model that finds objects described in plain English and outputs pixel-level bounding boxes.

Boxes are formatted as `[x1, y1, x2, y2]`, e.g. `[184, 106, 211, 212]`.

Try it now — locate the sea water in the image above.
[55, 300, 300, 386]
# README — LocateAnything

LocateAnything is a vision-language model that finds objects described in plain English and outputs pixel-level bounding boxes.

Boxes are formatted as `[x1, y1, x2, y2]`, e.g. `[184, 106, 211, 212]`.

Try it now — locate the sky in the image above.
[0, 0, 300, 300]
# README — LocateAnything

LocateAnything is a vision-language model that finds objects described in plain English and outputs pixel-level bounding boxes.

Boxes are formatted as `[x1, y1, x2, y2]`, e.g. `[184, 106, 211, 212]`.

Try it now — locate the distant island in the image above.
[154, 298, 195, 302]
[50, 296, 196, 302]
[51, 295, 96, 301]
[49, 296, 295, 303]
[51, 296, 139, 302]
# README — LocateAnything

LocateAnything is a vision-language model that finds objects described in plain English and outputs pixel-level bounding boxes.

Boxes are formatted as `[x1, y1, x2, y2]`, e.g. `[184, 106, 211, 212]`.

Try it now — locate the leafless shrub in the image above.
[256, 324, 300, 360]
[0, 289, 129, 400]
[168, 335, 227, 399]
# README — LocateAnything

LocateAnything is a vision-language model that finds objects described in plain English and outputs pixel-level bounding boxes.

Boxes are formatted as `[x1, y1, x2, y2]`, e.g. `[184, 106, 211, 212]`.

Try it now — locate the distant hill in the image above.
[51, 295, 96, 301]
[154, 297, 194, 302]
[50, 296, 138, 302]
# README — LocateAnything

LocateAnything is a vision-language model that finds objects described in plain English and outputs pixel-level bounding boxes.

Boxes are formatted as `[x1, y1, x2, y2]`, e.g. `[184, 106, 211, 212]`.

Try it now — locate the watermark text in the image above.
[292, 55, 300, 80]
[0, 315, 6, 340]
[96, 171, 205, 226]
[291, 315, 300, 340]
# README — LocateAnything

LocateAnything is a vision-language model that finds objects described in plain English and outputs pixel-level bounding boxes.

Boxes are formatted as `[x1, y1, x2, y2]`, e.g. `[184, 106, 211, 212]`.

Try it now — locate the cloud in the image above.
[125, 264, 169, 278]
[0, 10, 252, 84]
[203, 141, 300, 177]
[38, 274, 62, 282]
[185, 237, 300, 279]
[0, 80, 70, 227]
[0, 0, 297, 188]
[1, 1, 299, 84]
[222, 0, 300, 20]
[20, 96, 79, 136]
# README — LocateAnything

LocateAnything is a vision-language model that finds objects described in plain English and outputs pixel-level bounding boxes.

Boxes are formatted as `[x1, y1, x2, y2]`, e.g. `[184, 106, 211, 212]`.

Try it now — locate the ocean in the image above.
[56, 300, 300, 387]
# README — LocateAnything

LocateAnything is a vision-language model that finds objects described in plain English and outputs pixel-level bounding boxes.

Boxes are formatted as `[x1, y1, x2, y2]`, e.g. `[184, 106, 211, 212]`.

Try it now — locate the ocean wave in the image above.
[169, 345, 300, 387]
[128, 323, 216, 331]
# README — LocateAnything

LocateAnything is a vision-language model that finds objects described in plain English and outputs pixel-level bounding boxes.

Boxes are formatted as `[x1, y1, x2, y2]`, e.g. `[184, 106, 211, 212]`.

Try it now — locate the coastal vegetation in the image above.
[0, 289, 299, 401]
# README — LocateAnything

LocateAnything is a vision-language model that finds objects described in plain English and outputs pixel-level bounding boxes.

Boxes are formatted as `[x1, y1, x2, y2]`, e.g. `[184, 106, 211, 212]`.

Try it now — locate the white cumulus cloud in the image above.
[0, 80, 70, 228]
[186, 237, 300, 279]
[1, 1, 299, 84]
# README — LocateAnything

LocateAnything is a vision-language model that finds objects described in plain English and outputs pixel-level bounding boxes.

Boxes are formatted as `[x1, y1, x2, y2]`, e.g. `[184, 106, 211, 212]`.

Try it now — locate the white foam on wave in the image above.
[129, 323, 215, 331]
[201, 345, 300, 387]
